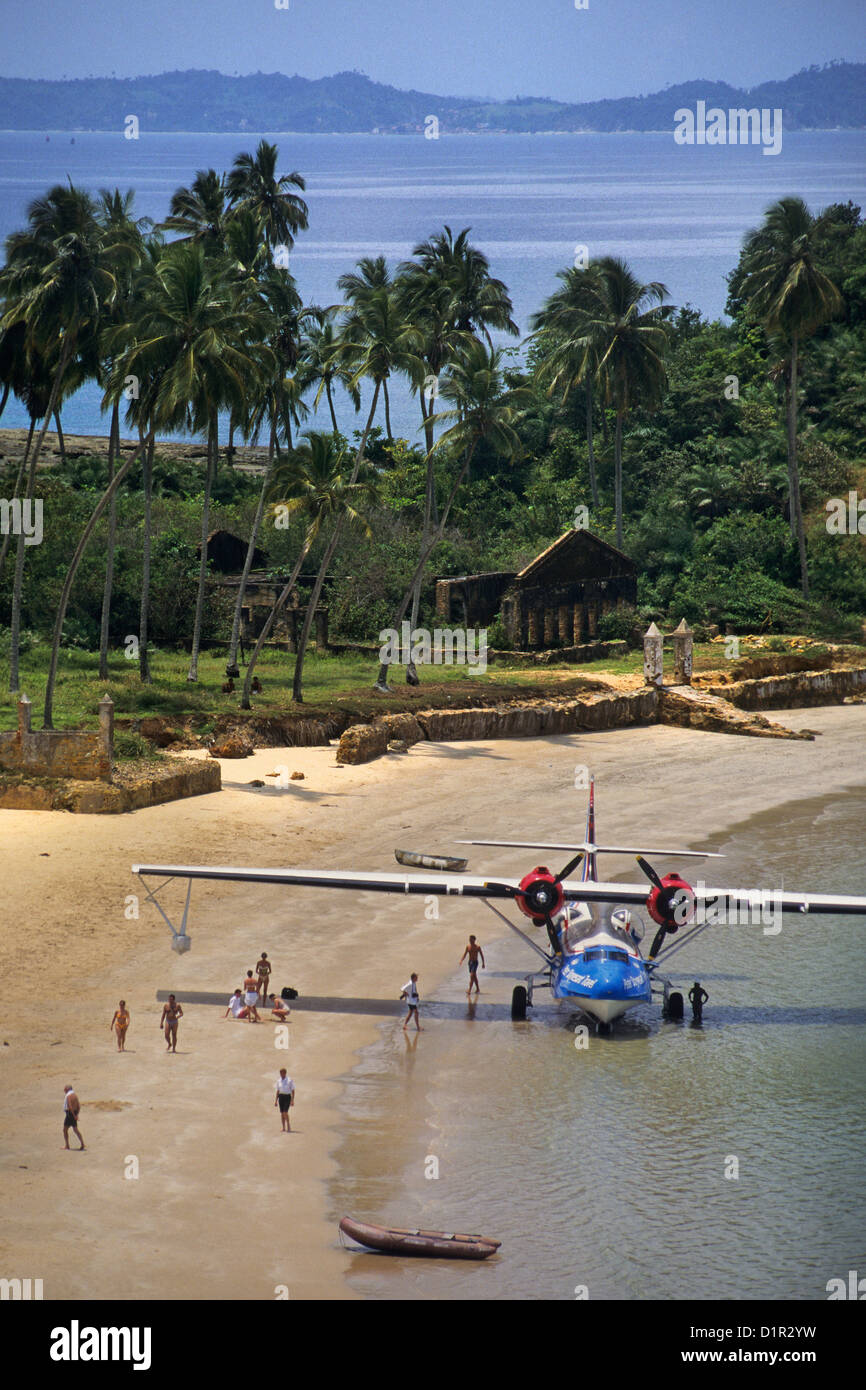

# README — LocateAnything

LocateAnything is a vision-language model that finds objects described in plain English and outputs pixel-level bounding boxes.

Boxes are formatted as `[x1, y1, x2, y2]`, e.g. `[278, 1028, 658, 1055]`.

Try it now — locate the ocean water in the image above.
[328, 787, 866, 1300]
[1, 130, 865, 445]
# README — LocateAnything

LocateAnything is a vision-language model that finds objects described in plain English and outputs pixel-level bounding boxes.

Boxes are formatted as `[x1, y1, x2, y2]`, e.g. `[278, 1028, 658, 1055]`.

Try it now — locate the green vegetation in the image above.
[0, 63, 863, 133]
[1, 143, 864, 735]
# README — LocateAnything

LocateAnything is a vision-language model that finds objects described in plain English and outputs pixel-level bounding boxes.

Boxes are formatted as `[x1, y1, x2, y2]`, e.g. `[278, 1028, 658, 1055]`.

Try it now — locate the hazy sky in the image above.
[0, 0, 863, 102]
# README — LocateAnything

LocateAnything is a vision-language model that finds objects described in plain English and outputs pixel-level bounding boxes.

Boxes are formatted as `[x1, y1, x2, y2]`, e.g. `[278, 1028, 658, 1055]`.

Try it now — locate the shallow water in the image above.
[328, 788, 866, 1300]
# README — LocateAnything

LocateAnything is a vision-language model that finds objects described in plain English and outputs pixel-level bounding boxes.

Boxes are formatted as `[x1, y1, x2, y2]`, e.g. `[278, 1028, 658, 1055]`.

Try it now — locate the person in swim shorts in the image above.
[160, 995, 183, 1052]
[63, 1085, 85, 1150]
[274, 1069, 295, 1132]
[400, 973, 422, 1031]
[459, 936, 485, 996]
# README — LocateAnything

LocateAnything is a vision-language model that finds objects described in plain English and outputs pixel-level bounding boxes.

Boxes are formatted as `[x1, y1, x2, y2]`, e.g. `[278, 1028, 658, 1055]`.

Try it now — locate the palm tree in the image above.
[734, 197, 844, 598]
[375, 340, 530, 690]
[111, 241, 272, 684]
[531, 264, 608, 509]
[301, 307, 360, 432]
[94, 190, 148, 680]
[0, 183, 128, 696]
[158, 169, 229, 253]
[225, 266, 310, 678]
[239, 420, 380, 709]
[566, 257, 671, 547]
[336, 257, 423, 441]
[226, 140, 308, 255]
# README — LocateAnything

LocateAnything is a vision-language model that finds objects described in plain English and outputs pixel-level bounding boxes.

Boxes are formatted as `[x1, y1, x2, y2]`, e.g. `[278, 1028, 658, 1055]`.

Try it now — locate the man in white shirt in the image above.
[274, 1069, 295, 1132]
[224, 989, 250, 1021]
[400, 973, 422, 1031]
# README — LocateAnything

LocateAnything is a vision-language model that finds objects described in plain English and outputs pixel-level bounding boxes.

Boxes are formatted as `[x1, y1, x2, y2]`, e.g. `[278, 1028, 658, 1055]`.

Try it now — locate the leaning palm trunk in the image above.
[786, 336, 809, 599]
[0, 381, 10, 421]
[0, 417, 34, 587]
[586, 380, 599, 510]
[291, 527, 338, 702]
[54, 410, 66, 464]
[187, 413, 218, 682]
[614, 410, 624, 548]
[226, 428, 277, 677]
[42, 435, 149, 727]
[9, 338, 71, 692]
[240, 381, 382, 709]
[139, 428, 155, 682]
[98, 402, 120, 680]
[404, 451, 437, 685]
[375, 444, 476, 691]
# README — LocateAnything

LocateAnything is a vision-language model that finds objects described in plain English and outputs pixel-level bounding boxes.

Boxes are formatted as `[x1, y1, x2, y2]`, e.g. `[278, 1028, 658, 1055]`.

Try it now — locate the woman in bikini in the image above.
[110, 1000, 130, 1051]
[243, 972, 260, 1022]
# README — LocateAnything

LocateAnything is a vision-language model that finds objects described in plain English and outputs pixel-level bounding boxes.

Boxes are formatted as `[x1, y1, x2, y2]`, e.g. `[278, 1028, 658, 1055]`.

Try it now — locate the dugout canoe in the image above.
[339, 1216, 500, 1259]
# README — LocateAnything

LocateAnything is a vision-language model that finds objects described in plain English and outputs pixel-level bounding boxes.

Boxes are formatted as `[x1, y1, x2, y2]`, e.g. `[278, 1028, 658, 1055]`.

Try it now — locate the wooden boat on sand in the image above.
[339, 1216, 501, 1260]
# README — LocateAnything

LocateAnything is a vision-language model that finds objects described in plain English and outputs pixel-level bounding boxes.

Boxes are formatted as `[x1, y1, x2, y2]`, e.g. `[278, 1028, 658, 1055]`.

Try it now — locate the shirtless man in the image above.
[110, 1000, 130, 1051]
[460, 935, 485, 996]
[62, 1085, 85, 1150]
[242, 972, 261, 1021]
[160, 995, 183, 1052]
[255, 952, 272, 1003]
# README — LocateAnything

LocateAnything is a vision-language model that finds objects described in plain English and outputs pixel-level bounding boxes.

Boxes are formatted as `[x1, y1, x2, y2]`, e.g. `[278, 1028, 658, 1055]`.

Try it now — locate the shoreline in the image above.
[1, 705, 864, 1300]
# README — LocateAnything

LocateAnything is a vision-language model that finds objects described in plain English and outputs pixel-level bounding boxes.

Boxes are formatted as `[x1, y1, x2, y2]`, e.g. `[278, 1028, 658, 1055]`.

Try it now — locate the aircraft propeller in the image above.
[637, 857, 696, 959]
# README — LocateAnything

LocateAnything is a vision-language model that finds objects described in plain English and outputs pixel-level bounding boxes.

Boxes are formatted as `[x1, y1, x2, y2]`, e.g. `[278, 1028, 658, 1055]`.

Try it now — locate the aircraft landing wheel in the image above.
[665, 991, 684, 1021]
[597, 1020, 612, 1037]
[511, 985, 528, 1021]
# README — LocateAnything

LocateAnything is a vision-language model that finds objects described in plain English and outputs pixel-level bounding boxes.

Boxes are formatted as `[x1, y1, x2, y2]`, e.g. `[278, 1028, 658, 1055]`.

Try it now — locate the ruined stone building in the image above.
[434, 530, 637, 650]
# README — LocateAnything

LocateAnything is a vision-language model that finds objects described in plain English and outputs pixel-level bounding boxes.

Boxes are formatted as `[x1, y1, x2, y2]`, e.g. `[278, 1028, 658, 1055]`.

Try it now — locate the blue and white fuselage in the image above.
[548, 777, 652, 1024]
[550, 906, 652, 1024]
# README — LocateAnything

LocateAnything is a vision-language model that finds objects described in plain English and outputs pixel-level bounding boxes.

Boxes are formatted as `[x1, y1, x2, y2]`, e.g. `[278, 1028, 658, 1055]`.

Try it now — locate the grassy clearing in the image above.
[0, 638, 854, 734]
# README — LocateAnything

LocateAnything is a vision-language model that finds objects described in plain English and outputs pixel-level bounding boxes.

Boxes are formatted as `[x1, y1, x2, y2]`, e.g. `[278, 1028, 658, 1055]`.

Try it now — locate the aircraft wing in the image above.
[132, 864, 866, 915]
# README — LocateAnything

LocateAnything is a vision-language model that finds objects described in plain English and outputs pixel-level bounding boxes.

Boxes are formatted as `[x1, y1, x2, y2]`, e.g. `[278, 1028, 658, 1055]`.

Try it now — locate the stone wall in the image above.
[0, 696, 113, 781]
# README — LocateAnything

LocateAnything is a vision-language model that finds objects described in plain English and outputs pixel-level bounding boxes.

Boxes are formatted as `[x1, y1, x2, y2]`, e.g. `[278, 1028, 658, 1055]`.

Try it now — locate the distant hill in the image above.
[0, 62, 863, 133]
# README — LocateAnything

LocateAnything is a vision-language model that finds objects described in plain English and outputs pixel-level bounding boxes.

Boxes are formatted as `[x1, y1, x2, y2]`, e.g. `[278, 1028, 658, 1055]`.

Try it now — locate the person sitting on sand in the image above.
[224, 989, 251, 1021]
[269, 994, 290, 1020]
[110, 1000, 130, 1051]
[243, 971, 261, 1021]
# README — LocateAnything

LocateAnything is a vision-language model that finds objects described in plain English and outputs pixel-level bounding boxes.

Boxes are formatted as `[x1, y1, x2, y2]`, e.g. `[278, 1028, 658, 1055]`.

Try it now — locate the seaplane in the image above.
[132, 778, 866, 1032]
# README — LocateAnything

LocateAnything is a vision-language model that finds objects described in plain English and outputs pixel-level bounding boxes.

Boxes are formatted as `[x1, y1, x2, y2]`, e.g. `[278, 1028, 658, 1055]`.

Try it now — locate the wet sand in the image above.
[0, 703, 864, 1301]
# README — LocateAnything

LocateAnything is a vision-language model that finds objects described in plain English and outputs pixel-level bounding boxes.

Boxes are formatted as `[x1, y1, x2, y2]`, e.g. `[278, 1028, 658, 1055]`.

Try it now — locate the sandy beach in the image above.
[1, 703, 864, 1302]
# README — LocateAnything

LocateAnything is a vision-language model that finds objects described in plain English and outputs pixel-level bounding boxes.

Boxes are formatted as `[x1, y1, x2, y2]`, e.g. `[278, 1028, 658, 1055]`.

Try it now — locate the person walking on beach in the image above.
[62, 1085, 85, 1150]
[242, 971, 261, 1021]
[160, 995, 183, 1052]
[275, 1069, 295, 1132]
[400, 973, 422, 1031]
[110, 1000, 130, 1051]
[255, 952, 272, 1003]
[460, 936, 485, 996]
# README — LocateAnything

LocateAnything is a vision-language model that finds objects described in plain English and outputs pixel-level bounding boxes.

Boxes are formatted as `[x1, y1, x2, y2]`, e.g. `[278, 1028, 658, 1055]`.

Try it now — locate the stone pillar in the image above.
[17, 694, 32, 737]
[587, 603, 598, 638]
[558, 603, 571, 645]
[671, 618, 694, 685]
[643, 622, 664, 687]
[527, 606, 541, 648]
[98, 694, 114, 767]
[543, 608, 556, 647]
[314, 606, 329, 652]
[572, 604, 584, 646]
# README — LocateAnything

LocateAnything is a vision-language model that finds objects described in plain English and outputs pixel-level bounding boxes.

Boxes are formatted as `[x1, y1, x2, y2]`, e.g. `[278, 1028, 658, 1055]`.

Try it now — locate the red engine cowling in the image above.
[646, 872, 695, 930]
[517, 867, 564, 924]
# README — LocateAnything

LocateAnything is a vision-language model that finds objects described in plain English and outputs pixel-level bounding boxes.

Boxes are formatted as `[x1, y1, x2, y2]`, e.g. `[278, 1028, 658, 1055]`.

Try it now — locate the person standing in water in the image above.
[160, 995, 183, 1052]
[110, 1000, 130, 1051]
[459, 936, 485, 996]
[400, 973, 422, 1031]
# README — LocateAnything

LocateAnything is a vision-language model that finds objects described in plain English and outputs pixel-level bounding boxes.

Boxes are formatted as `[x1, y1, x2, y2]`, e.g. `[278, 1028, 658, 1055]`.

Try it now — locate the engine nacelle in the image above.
[516, 867, 564, 924]
[646, 872, 695, 932]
